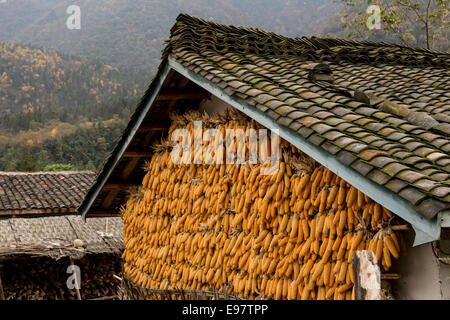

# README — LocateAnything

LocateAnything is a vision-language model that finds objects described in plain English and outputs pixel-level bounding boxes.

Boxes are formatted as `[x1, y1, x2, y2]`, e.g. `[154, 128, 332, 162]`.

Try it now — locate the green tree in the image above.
[339, 0, 449, 50]
[20, 147, 36, 171]
[85, 160, 96, 171]
[43, 163, 74, 171]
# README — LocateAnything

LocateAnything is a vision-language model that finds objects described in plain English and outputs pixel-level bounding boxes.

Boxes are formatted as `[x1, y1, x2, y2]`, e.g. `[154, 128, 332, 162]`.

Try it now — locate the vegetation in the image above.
[0, 42, 145, 115]
[0, 116, 127, 172]
[323, 0, 449, 51]
[0, 41, 145, 172]
[0, 0, 340, 74]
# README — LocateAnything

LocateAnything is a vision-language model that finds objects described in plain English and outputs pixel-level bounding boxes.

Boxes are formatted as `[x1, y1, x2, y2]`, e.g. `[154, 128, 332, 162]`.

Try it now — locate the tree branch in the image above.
[425, 0, 432, 49]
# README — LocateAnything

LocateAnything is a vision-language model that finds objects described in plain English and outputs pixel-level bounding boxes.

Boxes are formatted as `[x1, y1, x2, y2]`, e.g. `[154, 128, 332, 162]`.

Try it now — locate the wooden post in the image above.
[0, 266, 5, 300]
[70, 258, 82, 300]
[352, 250, 381, 300]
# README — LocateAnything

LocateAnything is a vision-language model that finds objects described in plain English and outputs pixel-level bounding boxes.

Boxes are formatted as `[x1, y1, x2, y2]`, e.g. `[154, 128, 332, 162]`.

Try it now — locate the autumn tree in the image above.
[340, 0, 449, 50]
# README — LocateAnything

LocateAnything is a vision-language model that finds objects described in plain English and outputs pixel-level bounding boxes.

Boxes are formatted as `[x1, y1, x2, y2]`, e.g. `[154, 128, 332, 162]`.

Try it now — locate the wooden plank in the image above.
[141, 131, 157, 151]
[391, 224, 410, 231]
[163, 77, 191, 118]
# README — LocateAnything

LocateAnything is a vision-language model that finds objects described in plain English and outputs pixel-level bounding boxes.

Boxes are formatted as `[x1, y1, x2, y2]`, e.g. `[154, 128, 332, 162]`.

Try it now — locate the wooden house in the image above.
[78, 15, 450, 300]
[0, 171, 123, 300]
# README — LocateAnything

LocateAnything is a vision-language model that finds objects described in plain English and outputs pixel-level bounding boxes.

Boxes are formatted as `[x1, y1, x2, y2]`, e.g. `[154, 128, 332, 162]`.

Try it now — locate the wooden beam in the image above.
[0, 267, 5, 300]
[162, 76, 191, 118]
[0, 208, 77, 217]
[86, 209, 121, 217]
[138, 123, 169, 131]
[156, 89, 209, 100]
[381, 273, 401, 280]
[141, 131, 158, 150]
[123, 150, 153, 158]
[70, 258, 82, 300]
[391, 224, 410, 231]
[101, 190, 119, 209]
[89, 295, 118, 301]
[102, 183, 140, 191]
[120, 158, 142, 180]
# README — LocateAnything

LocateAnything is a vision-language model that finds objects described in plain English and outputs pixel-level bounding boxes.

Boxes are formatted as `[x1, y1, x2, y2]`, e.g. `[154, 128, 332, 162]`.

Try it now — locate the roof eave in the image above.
[168, 57, 441, 246]
[78, 62, 172, 220]
[78, 54, 442, 245]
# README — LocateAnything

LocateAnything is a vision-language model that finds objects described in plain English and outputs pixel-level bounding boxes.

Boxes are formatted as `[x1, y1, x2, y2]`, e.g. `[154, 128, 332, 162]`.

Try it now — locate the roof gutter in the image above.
[78, 62, 171, 220]
[169, 57, 441, 246]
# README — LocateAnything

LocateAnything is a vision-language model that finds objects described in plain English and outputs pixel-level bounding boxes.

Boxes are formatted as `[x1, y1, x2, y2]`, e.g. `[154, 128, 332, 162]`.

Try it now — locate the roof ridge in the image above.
[168, 13, 449, 68]
[0, 170, 96, 175]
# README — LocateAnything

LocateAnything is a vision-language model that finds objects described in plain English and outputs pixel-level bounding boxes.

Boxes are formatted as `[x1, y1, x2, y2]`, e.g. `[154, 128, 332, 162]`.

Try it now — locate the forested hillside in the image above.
[0, 42, 144, 115]
[0, 42, 145, 171]
[0, 96, 139, 172]
[0, 116, 129, 172]
[0, 1, 343, 172]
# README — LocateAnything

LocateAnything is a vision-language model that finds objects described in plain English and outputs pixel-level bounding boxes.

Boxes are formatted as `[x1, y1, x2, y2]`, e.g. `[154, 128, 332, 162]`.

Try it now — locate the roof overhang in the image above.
[79, 56, 442, 246]
[78, 62, 172, 220]
[168, 58, 441, 246]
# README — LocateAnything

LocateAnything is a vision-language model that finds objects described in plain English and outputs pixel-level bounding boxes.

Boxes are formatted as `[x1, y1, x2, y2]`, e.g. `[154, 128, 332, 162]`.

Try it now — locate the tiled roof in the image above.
[0, 171, 95, 213]
[167, 14, 449, 219]
[0, 215, 123, 259]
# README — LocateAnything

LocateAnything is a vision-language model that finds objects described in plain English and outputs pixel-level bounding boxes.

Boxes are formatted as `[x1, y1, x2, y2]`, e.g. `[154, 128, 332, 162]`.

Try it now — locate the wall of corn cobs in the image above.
[122, 109, 407, 300]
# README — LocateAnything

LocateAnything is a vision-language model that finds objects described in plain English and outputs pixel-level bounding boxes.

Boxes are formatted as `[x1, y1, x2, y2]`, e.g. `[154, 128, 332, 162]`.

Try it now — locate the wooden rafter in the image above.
[156, 88, 209, 100]
[87, 209, 121, 217]
[102, 183, 140, 191]
[95, 73, 196, 216]
[123, 150, 153, 158]
[138, 123, 170, 131]
[100, 190, 120, 209]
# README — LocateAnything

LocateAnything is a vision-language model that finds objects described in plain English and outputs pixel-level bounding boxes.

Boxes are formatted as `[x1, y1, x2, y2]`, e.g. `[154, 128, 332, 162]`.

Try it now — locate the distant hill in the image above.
[0, 41, 144, 172]
[0, 0, 340, 73]
[0, 42, 144, 115]
[0, 0, 344, 172]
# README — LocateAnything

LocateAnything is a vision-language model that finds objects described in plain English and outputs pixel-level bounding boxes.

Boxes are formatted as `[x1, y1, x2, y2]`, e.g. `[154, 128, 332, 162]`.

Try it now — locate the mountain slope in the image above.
[0, 0, 340, 73]
[0, 42, 144, 115]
